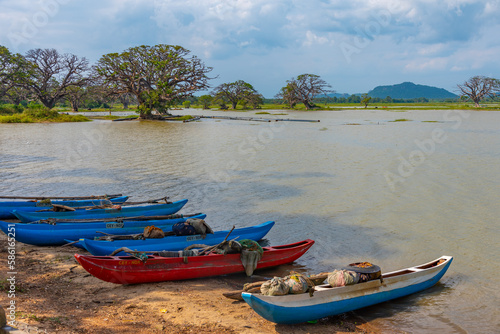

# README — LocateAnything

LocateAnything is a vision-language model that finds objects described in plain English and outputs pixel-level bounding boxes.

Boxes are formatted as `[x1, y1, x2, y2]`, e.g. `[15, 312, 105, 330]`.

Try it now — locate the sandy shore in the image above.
[0, 231, 379, 334]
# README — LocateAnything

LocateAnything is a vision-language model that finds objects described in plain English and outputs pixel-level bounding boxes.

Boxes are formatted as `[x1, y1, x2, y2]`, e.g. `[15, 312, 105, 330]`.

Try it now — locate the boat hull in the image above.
[75, 221, 275, 256]
[0, 196, 129, 220]
[75, 239, 314, 284]
[242, 256, 453, 324]
[12, 199, 188, 223]
[0, 213, 206, 246]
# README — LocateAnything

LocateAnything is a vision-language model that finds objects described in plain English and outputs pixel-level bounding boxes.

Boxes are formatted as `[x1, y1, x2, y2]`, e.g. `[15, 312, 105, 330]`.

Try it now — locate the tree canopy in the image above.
[457, 76, 500, 107]
[18, 48, 90, 109]
[211, 80, 262, 109]
[0, 45, 28, 99]
[95, 44, 213, 118]
[276, 74, 333, 110]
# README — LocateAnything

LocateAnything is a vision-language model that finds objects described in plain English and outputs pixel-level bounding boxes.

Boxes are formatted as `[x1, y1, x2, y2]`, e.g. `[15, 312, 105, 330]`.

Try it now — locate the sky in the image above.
[1, 0, 499, 97]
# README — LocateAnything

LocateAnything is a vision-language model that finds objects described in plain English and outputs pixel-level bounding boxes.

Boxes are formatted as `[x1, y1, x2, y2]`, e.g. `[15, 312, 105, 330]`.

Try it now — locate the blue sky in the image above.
[1, 0, 499, 97]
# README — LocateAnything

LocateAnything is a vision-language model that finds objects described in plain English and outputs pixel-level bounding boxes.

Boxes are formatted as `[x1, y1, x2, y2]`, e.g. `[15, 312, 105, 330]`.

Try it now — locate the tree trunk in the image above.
[303, 100, 314, 110]
[70, 100, 79, 112]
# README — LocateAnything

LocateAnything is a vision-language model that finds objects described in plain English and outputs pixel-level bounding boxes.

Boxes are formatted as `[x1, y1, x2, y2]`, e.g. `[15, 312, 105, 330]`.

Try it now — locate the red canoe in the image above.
[74, 239, 315, 284]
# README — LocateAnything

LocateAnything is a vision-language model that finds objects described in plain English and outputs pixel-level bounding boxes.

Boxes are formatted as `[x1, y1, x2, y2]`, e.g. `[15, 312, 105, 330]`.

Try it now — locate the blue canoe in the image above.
[0, 196, 129, 220]
[0, 213, 206, 246]
[71, 221, 275, 256]
[12, 199, 188, 223]
[242, 256, 453, 324]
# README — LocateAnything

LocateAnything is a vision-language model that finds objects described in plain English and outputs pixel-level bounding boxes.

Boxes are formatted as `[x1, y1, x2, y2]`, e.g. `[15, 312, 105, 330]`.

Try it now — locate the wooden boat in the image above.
[12, 199, 188, 223]
[71, 221, 275, 256]
[0, 195, 128, 220]
[241, 256, 453, 324]
[75, 239, 314, 284]
[0, 213, 206, 246]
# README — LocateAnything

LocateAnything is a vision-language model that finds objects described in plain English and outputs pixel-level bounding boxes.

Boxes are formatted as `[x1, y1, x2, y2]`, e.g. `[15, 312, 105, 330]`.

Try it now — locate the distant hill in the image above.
[367, 82, 457, 100]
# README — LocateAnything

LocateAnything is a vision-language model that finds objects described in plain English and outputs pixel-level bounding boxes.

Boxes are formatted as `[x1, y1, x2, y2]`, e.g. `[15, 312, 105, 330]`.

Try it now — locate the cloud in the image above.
[0, 0, 499, 96]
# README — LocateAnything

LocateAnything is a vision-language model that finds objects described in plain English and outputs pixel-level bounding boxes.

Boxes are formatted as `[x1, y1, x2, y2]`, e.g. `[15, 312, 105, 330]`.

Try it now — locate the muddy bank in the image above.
[0, 232, 378, 334]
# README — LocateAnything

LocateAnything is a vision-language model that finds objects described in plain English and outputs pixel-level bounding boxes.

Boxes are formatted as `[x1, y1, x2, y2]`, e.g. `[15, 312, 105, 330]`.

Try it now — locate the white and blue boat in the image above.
[242, 255, 453, 324]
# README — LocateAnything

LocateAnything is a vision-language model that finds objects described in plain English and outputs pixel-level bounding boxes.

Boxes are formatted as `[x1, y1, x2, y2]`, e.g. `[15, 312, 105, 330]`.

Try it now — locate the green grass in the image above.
[172, 115, 194, 121]
[0, 113, 89, 123]
[389, 118, 411, 122]
[87, 115, 138, 120]
[255, 111, 270, 114]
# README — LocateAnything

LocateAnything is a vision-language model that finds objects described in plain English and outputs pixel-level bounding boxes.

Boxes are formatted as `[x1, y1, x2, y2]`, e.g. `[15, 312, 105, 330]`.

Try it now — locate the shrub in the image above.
[23, 105, 60, 119]
[0, 104, 24, 115]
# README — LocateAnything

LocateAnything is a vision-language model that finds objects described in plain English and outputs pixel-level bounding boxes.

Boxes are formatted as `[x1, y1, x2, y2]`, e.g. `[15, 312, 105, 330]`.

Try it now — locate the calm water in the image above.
[0, 108, 499, 333]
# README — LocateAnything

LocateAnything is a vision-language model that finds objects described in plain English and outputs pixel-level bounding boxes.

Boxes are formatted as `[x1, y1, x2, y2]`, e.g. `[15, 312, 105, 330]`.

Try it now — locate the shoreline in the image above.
[0, 232, 380, 334]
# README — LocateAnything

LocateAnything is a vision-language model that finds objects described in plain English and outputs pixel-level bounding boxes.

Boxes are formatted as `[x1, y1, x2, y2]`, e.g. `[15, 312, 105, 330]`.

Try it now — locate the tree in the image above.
[94, 45, 213, 118]
[66, 86, 88, 112]
[361, 93, 371, 108]
[241, 91, 264, 109]
[19, 48, 90, 109]
[118, 93, 134, 109]
[198, 95, 213, 109]
[211, 80, 260, 109]
[0, 45, 27, 99]
[457, 76, 500, 107]
[276, 74, 333, 110]
[275, 83, 299, 109]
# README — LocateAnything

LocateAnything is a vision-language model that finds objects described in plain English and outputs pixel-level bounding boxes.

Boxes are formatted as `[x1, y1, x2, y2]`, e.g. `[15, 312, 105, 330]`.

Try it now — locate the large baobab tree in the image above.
[95, 44, 213, 118]
[20, 48, 90, 109]
[457, 76, 500, 107]
[276, 74, 333, 110]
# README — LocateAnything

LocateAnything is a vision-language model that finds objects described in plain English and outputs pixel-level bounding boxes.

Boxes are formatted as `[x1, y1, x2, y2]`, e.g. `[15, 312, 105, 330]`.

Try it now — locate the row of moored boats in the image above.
[0, 194, 453, 324]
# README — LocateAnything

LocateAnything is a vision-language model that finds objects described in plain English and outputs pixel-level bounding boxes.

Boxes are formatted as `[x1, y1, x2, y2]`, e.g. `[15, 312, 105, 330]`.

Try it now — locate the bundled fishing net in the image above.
[186, 218, 214, 235]
[36, 199, 52, 207]
[239, 239, 263, 276]
[143, 225, 165, 239]
[157, 249, 199, 257]
[327, 269, 360, 287]
[172, 221, 197, 236]
[284, 274, 310, 294]
[172, 219, 214, 236]
[260, 277, 290, 296]
[343, 262, 381, 283]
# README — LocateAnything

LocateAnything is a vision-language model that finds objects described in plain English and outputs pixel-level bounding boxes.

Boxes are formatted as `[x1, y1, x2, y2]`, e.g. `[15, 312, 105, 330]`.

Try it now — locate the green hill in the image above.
[367, 82, 457, 100]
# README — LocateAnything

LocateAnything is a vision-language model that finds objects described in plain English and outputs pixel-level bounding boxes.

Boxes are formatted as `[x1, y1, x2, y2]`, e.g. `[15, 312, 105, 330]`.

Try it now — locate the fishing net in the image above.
[239, 239, 263, 276]
[36, 199, 52, 207]
[327, 269, 360, 287]
[157, 249, 199, 257]
[284, 274, 310, 294]
[260, 277, 289, 296]
[239, 239, 263, 256]
[143, 225, 165, 239]
[172, 221, 197, 236]
[186, 218, 214, 235]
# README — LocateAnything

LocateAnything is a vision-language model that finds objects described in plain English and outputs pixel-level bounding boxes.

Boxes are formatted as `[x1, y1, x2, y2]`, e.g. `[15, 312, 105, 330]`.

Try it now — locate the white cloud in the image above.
[0, 0, 499, 96]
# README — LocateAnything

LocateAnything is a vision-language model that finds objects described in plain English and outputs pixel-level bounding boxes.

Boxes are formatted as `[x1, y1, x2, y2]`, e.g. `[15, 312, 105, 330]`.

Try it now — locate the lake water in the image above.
[0, 108, 499, 333]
